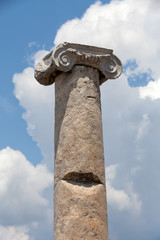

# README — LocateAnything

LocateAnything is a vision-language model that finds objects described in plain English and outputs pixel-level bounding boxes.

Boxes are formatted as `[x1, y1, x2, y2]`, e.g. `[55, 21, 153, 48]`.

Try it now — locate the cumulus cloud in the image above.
[32, 49, 50, 66]
[0, 225, 30, 240]
[106, 165, 141, 213]
[139, 78, 160, 100]
[0, 147, 53, 226]
[13, 0, 160, 171]
[100, 74, 160, 239]
[13, 65, 54, 169]
[54, 0, 160, 98]
[11, 0, 160, 239]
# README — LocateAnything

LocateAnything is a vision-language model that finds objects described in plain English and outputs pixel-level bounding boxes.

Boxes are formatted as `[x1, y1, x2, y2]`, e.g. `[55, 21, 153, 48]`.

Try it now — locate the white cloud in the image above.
[139, 78, 160, 100]
[0, 147, 53, 226]
[0, 225, 30, 240]
[11, 0, 160, 239]
[136, 114, 150, 141]
[54, 0, 160, 93]
[13, 66, 54, 169]
[54, 1, 160, 58]
[13, 0, 160, 168]
[106, 165, 141, 213]
[106, 164, 118, 182]
[32, 50, 50, 66]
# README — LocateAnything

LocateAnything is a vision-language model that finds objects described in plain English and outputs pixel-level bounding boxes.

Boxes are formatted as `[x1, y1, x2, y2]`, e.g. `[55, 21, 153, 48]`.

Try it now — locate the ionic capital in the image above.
[34, 42, 122, 85]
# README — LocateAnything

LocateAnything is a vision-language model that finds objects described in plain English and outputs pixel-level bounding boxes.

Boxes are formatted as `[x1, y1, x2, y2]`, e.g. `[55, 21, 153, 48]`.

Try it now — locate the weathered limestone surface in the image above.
[54, 180, 108, 240]
[34, 42, 122, 240]
[55, 66, 105, 185]
[54, 66, 108, 239]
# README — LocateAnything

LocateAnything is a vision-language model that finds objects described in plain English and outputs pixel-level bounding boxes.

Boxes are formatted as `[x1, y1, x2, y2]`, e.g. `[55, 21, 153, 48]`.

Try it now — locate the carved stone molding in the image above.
[34, 42, 123, 85]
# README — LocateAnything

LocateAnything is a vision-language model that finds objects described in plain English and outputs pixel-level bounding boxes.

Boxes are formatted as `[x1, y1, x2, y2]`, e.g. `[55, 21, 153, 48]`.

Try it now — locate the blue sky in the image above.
[0, 0, 104, 164]
[1, 0, 160, 239]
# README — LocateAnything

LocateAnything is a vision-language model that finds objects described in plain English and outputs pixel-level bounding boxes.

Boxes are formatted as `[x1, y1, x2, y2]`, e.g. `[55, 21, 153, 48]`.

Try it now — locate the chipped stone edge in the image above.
[34, 42, 123, 86]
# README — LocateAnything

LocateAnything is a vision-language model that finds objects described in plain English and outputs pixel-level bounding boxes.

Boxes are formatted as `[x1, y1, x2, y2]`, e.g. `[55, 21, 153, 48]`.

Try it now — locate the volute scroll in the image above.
[34, 42, 123, 85]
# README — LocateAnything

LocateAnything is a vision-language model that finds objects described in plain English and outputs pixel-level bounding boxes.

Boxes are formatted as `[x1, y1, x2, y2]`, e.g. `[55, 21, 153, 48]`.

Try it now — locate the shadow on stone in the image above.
[62, 172, 102, 186]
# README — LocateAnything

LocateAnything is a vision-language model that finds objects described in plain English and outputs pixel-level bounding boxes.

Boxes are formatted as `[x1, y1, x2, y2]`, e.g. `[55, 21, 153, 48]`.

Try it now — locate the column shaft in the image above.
[54, 66, 108, 240]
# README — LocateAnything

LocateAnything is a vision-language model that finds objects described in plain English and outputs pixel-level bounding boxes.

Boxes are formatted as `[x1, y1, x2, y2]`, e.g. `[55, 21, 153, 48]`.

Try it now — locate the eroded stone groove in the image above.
[34, 42, 122, 240]
[62, 172, 102, 184]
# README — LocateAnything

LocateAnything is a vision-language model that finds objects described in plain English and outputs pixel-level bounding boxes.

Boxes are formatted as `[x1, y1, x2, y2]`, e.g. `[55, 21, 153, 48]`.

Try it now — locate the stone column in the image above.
[34, 42, 122, 240]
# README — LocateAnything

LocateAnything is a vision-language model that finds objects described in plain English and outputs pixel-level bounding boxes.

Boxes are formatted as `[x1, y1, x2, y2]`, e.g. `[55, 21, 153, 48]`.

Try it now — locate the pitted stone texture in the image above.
[54, 180, 108, 240]
[54, 66, 106, 186]
[54, 65, 108, 239]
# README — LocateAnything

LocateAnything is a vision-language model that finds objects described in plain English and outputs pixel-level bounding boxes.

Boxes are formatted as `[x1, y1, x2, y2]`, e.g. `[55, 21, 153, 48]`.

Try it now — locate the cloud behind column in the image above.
[11, 0, 160, 239]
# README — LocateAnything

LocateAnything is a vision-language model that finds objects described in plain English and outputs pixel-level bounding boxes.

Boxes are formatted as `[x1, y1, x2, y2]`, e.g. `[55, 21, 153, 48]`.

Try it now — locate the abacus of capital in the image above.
[34, 42, 122, 240]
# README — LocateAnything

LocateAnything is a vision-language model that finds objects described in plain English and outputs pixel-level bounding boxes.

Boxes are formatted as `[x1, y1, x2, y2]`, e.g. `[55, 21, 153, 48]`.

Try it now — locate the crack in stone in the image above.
[87, 96, 96, 99]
